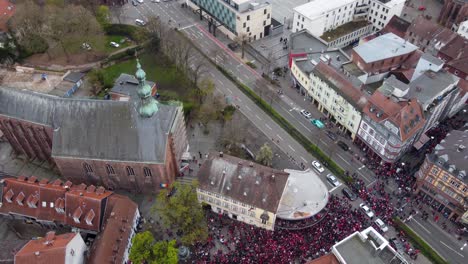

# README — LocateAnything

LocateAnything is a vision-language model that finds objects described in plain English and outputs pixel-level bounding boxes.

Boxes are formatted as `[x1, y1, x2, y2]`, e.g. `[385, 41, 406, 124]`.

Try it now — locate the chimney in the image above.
[44, 231, 55, 245]
[34, 251, 40, 256]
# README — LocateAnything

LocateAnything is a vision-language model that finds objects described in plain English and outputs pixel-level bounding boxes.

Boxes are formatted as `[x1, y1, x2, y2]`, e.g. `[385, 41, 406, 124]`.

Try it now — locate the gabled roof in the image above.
[406, 16, 457, 45]
[15, 232, 79, 264]
[438, 35, 468, 60]
[381, 15, 410, 38]
[0, 177, 111, 232]
[197, 153, 289, 213]
[313, 62, 367, 110]
[0, 87, 179, 163]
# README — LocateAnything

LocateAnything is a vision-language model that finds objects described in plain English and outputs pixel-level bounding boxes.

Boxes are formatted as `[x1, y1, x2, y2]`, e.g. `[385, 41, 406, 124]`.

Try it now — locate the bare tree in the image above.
[234, 33, 248, 59]
[111, 5, 124, 24]
[188, 61, 207, 88]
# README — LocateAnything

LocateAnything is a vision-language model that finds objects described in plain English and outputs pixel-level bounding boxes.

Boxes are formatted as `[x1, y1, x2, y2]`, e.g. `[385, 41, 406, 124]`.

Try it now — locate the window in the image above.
[431, 167, 440, 175]
[264, 9, 267, 15]
[71, 249, 75, 256]
[243, 22, 246, 28]
[126, 166, 135, 176]
[267, 14, 270, 19]
[247, 27, 250, 32]
[143, 167, 152, 177]
[83, 163, 93, 173]
[442, 174, 449, 182]
[106, 164, 115, 175]
[247, 15, 250, 21]
[42, 201, 47, 207]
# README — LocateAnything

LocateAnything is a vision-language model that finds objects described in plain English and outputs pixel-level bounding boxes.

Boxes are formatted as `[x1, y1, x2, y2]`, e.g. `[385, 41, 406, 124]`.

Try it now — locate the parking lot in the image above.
[267, 0, 310, 22]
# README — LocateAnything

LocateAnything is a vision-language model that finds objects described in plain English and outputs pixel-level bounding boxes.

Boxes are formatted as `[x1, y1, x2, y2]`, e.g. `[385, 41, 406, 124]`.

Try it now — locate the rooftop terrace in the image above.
[321, 20, 371, 42]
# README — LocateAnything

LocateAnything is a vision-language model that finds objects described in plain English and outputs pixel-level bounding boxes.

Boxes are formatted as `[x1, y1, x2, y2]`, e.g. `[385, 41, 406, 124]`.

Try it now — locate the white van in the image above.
[135, 19, 146, 26]
[374, 218, 388, 232]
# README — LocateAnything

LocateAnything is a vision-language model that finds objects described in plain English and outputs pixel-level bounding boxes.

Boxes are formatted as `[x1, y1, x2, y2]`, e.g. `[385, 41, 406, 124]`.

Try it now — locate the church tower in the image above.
[135, 59, 159, 118]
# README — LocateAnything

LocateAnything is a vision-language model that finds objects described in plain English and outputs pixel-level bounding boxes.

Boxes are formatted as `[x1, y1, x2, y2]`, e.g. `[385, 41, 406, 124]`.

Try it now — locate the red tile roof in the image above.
[364, 91, 425, 142]
[88, 194, 139, 264]
[0, 0, 14, 32]
[15, 232, 78, 264]
[407, 16, 457, 45]
[0, 177, 112, 232]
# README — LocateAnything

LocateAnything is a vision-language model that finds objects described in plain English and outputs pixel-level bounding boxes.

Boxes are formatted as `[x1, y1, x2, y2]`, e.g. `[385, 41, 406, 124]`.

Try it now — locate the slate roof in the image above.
[0, 239, 28, 263]
[381, 15, 410, 38]
[0, 87, 178, 162]
[406, 16, 457, 46]
[197, 153, 289, 213]
[63, 72, 85, 83]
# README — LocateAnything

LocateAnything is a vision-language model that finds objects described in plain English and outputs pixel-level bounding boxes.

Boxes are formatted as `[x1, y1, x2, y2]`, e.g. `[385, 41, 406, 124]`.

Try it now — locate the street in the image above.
[113, 2, 466, 263]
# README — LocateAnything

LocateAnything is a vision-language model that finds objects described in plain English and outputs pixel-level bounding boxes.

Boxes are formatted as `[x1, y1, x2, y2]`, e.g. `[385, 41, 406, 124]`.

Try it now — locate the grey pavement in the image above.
[402, 0, 443, 23]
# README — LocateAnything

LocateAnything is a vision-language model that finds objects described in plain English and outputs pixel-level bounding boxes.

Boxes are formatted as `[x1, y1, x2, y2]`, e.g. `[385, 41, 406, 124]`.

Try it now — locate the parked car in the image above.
[311, 119, 325, 128]
[109, 41, 120, 48]
[325, 130, 337, 141]
[342, 187, 357, 201]
[311, 160, 325, 173]
[152, 0, 161, 2]
[374, 218, 389, 232]
[132, 0, 137, 6]
[300, 109, 312, 119]
[137, 0, 144, 3]
[337, 141, 349, 151]
[135, 19, 146, 26]
[326, 173, 340, 187]
[359, 203, 375, 218]
[228, 42, 239, 51]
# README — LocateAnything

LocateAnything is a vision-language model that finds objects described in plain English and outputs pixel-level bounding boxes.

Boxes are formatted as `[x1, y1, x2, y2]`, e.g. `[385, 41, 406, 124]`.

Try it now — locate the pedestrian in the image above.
[199, 151, 202, 159]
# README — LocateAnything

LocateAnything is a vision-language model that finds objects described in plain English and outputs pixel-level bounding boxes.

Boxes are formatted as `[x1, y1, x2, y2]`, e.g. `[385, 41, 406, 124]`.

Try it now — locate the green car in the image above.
[311, 119, 325, 128]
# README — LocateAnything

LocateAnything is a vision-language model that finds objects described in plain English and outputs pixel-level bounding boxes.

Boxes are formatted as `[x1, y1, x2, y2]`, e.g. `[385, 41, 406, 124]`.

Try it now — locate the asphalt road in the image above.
[116, 2, 466, 264]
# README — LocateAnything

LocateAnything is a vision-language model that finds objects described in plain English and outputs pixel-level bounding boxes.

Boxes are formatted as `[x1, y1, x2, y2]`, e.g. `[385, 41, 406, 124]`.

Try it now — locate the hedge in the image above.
[393, 217, 449, 264]
[104, 24, 148, 43]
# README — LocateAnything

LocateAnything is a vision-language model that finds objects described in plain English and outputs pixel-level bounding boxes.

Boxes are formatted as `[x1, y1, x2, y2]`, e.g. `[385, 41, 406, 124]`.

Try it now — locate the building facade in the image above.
[415, 130, 467, 222]
[457, 20, 468, 39]
[367, 0, 405, 32]
[0, 62, 188, 194]
[197, 153, 289, 230]
[187, 0, 272, 41]
[438, 0, 468, 30]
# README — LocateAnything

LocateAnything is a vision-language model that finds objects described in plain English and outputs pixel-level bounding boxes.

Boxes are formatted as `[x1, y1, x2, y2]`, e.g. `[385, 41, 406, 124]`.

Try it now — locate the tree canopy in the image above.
[129, 231, 178, 264]
[152, 181, 208, 245]
[256, 143, 273, 167]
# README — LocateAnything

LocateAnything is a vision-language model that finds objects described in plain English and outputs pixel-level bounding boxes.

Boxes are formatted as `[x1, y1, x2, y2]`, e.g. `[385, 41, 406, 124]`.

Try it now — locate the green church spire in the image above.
[135, 59, 158, 118]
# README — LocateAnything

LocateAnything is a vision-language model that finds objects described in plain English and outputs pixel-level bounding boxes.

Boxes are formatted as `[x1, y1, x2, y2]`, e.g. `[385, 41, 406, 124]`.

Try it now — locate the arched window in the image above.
[143, 167, 152, 177]
[126, 166, 135, 176]
[106, 164, 115, 175]
[83, 163, 93, 173]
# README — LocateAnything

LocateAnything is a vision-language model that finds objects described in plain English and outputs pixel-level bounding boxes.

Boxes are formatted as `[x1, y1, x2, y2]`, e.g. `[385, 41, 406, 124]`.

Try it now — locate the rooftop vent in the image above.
[255, 177, 261, 185]
[210, 180, 215, 185]
[226, 184, 231, 191]
[219, 152, 223, 157]
[271, 174, 275, 181]
[458, 171, 466, 179]
[376, 112, 383, 118]
[416, 86, 422, 92]
[249, 162, 254, 167]
[369, 106, 375, 113]
[262, 197, 267, 203]
[458, 145, 466, 152]
[243, 191, 247, 196]
[311, 59, 318, 66]
[238, 174, 242, 180]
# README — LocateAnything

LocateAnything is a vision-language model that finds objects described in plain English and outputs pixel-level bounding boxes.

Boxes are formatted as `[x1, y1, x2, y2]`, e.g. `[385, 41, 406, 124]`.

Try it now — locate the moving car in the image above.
[300, 109, 312, 119]
[311, 160, 325, 173]
[135, 19, 146, 26]
[325, 130, 337, 141]
[326, 173, 340, 187]
[374, 218, 389, 232]
[359, 203, 375, 218]
[342, 187, 357, 201]
[337, 141, 349, 151]
[311, 119, 325, 128]
[137, 0, 144, 3]
[109, 41, 120, 48]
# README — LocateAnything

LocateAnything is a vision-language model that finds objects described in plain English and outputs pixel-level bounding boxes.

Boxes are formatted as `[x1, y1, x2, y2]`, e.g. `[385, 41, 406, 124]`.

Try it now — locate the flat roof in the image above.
[321, 20, 371, 42]
[276, 169, 329, 220]
[353, 33, 418, 63]
[294, 0, 357, 19]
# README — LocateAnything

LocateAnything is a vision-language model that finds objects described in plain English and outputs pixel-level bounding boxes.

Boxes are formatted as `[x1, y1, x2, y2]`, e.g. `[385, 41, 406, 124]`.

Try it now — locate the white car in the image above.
[152, 0, 160, 2]
[311, 160, 325, 173]
[359, 203, 375, 218]
[374, 218, 388, 232]
[137, 0, 144, 3]
[135, 19, 146, 26]
[300, 109, 312, 119]
[326, 173, 340, 187]
[109, 42, 120, 48]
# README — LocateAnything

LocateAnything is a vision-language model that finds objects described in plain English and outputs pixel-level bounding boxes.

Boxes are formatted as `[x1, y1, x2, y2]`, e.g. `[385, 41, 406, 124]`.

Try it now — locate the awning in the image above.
[413, 133, 430, 150]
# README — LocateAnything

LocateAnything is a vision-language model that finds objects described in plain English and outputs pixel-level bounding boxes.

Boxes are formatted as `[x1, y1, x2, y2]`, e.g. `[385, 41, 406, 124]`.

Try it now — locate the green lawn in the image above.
[103, 35, 132, 53]
[101, 53, 191, 100]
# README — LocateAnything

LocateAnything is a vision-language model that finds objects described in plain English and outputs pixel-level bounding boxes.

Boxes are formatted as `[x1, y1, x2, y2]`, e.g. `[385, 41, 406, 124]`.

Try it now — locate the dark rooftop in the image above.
[63, 72, 85, 83]
[0, 87, 179, 162]
[430, 129, 468, 182]
[381, 15, 410, 38]
[0, 239, 28, 264]
[197, 153, 289, 213]
[111, 73, 156, 98]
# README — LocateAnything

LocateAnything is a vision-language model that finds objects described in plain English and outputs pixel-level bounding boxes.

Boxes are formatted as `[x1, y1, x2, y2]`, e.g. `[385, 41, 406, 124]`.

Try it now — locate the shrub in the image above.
[246, 61, 257, 69]
[393, 218, 448, 264]
[104, 24, 148, 43]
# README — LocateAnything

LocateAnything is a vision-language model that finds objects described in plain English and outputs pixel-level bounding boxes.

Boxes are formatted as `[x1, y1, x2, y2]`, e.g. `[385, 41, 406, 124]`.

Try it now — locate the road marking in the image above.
[358, 165, 365, 170]
[179, 24, 195, 30]
[366, 180, 376, 187]
[411, 219, 431, 234]
[255, 114, 261, 120]
[337, 154, 350, 165]
[357, 171, 371, 183]
[329, 186, 339, 193]
[219, 80, 225, 86]
[288, 145, 296, 152]
[277, 134, 283, 141]
[245, 105, 251, 111]
[265, 124, 272, 130]
[301, 156, 307, 163]
[319, 139, 328, 146]
[440, 241, 464, 257]
[226, 87, 233, 94]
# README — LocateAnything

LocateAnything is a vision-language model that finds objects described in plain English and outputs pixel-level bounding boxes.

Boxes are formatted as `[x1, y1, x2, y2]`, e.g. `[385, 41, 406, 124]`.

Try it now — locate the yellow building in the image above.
[196, 152, 289, 230]
[415, 130, 467, 221]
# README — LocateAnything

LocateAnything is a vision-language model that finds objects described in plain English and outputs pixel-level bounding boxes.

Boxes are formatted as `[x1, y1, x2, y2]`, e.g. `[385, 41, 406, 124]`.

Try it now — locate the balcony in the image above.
[354, 10, 369, 19]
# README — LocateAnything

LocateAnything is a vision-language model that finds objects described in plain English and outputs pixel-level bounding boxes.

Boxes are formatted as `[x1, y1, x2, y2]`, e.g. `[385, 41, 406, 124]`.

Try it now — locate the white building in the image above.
[368, 0, 406, 32]
[457, 20, 468, 39]
[292, 0, 359, 36]
[187, 0, 272, 41]
[292, 0, 405, 46]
